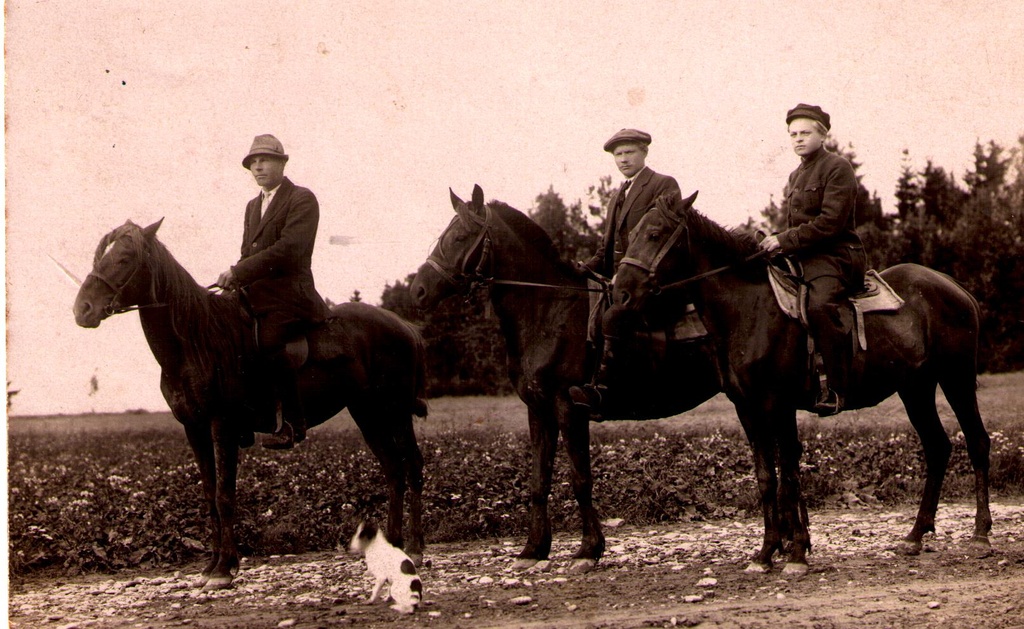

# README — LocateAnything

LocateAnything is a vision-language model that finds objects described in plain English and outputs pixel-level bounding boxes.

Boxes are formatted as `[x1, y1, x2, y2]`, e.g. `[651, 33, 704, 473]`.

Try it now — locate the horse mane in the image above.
[486, 201, 578, 276]
[672, 199, 764, 279]
[102, 222, 248, 383]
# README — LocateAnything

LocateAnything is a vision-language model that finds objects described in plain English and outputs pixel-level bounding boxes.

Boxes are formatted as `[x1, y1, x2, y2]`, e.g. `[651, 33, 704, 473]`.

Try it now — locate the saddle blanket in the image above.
[768, 266, 904, 351]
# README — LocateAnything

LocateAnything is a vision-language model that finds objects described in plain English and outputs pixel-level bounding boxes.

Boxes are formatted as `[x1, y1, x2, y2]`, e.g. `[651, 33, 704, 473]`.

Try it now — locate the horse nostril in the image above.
[618, 291, 631, 306]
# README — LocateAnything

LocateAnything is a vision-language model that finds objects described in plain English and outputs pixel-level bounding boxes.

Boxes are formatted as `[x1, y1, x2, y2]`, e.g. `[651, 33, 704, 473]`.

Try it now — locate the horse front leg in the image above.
[558, 397, 604, 573]
[183, 421, 220, 586]
[202, 420, 241, 590]
[512, 406, 558, 571]
[774, 408, 810, 575]
[736, 405, 782, 573]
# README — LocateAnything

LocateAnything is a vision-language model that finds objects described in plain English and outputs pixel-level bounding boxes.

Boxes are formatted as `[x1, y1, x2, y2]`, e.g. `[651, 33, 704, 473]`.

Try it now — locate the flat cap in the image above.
[603, 128, 652, 152]
[242, 134, 289, 168]
[785, 104, 830, 131]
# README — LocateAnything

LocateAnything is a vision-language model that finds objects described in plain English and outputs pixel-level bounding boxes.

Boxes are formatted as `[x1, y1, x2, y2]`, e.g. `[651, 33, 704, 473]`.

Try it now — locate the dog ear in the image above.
[359, 520, 379, 541]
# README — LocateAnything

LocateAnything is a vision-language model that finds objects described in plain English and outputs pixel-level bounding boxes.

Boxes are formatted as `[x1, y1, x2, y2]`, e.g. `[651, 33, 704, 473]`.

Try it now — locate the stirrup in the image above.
[813, 389, 843, 417]
[262, 422, 299, 450]
[569, 384, 605, 409]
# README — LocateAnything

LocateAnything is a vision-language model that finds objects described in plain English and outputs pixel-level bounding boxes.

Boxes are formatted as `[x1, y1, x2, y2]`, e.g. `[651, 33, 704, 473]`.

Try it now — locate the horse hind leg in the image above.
[897, 380, 952, 555]
[939, 371, 992, 551]
[351, 407, 408, 550]
[393, 413, 426, 564]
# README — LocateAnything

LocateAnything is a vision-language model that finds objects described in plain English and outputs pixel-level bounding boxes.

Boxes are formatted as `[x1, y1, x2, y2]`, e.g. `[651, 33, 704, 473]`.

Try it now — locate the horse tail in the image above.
[406, 320, 430, 418]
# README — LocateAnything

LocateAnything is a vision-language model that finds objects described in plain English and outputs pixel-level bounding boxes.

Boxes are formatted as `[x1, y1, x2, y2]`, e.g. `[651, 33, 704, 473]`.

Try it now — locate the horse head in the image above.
[74, 218, 163, 327]
[410, 184, 491, 309]
[613, 190, 699, 310]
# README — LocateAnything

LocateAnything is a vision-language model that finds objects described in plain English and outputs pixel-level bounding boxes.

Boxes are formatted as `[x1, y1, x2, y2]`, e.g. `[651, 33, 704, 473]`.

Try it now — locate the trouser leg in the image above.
[806, 275, 851, 413]
[258, 315, 308, 449]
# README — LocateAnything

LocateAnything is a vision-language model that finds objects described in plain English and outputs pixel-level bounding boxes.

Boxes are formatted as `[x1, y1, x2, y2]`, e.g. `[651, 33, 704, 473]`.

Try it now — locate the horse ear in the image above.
[471, 184, 484, 211]
[450, 188, 465, 211]
[142, 218, 164, 239]
[679, 190, 699, 211]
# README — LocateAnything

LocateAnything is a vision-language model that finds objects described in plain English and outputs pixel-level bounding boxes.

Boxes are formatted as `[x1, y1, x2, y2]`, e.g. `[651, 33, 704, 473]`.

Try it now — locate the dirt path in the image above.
[9, 502, 1024, 628]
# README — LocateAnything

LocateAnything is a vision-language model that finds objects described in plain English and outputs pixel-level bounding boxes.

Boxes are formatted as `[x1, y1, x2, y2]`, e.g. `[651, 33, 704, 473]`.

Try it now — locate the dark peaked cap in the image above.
[603, 128, 653, 152]
[785, 104, 831, 131]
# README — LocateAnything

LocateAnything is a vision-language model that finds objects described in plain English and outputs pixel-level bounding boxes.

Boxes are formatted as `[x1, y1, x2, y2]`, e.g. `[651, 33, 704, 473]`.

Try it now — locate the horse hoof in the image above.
[568, 559, 597, 574]
[968, 536, 992, 558]
[744, 562, 771, 574]
[527, 560, 552, 573]
[782, 562, 809, 576]
[408, 553, 424, 568]
[511, 558, 539, 571]
[201, 575, 234, 591]
[191, 574, 210, 588]
[899, 540, 923, 556]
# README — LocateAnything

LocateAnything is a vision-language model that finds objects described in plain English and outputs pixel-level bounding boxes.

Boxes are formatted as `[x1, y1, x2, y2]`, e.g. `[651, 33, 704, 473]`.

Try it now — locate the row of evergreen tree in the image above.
[377, 137, 1024, 396]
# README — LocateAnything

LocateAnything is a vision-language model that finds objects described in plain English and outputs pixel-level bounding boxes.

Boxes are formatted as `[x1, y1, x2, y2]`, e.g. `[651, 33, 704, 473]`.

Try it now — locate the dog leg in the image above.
[369, 578, 386, 603]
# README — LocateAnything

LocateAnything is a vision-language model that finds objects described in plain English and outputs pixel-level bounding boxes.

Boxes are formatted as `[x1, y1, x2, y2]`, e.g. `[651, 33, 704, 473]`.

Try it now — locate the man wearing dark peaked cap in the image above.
[759, 104, 866, 416]
[217, 134, 328, 448]
[572, 128, 682, 415]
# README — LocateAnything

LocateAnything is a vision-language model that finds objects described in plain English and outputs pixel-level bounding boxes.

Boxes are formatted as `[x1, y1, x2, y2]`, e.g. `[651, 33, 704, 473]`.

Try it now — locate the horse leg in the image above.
[393, 414, 426, 564]
[353, 411, 408, 550]
[512, 406, 557, 571]
[939, 373, 992, 550]
[183, 422, 219, 587]
[774, 409, 811, 575]
[897, 381, 952, 555]
[736, 405, 782, 573]
[203, 420, 241, 590]
[557, 397, 604, 574]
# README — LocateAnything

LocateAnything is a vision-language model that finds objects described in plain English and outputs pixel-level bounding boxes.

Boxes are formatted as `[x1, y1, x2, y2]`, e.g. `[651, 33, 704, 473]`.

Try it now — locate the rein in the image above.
[430, 204, 605, 294]
[618, 205, 768, 295]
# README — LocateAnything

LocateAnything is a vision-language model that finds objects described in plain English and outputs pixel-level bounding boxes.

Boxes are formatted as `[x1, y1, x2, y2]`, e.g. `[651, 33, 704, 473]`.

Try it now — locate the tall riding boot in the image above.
[813, 304, 852, 417]
[262, 366, 307, 450]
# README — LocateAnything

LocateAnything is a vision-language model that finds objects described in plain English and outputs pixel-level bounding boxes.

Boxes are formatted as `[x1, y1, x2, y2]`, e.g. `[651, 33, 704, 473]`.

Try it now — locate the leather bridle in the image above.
[427, 204, 604, 294]
[618, 205, 767, 296]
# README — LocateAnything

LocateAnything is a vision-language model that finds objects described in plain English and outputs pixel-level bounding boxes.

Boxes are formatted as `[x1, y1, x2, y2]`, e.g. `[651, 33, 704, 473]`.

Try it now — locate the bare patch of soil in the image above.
[9, 502, 1024, 628]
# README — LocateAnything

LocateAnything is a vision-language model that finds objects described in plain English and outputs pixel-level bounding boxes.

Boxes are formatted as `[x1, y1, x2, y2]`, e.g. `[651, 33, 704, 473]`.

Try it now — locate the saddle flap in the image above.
[767, 263, 804, 321]
[851, 270, 904, 312]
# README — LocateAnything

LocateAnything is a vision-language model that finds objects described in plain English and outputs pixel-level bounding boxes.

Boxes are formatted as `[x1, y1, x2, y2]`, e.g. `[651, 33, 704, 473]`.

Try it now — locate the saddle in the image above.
[767, 260, 904, 351]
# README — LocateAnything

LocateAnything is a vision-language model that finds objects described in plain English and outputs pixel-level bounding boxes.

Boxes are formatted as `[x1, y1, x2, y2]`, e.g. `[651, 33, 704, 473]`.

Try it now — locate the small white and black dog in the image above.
[348, 521, 422, 614]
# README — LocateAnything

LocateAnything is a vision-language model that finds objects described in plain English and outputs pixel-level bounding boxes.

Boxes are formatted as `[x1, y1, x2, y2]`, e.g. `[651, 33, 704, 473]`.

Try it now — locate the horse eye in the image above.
[648, 230, 662, 240]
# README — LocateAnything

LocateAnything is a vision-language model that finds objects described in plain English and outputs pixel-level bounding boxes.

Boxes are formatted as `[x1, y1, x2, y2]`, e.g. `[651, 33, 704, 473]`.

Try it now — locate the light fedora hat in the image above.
[242, 134, 289, 168]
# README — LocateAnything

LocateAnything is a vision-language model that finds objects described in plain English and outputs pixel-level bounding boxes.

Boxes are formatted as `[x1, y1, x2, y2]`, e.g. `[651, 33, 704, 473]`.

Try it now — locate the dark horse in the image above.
[73, 219, 428, 589]
[409, 185, 723, 572]
[612, 192, 992, 573]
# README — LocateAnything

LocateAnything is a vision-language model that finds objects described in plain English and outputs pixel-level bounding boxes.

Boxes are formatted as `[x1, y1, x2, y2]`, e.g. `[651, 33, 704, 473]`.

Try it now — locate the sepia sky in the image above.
[5, 1, 1023, 415]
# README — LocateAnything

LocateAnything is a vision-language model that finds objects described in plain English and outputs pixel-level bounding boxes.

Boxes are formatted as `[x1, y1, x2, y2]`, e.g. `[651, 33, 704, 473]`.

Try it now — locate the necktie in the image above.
[614, 179, 632, 219]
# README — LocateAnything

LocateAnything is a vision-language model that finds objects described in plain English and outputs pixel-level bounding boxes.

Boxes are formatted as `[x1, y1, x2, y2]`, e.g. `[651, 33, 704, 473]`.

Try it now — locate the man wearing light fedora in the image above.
[571, 129, 681, 415]
[217, 134, 328, 449]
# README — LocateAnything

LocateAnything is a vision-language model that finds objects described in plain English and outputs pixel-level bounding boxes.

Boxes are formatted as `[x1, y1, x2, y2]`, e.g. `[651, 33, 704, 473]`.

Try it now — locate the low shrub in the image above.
[8, 417, 1023, 578]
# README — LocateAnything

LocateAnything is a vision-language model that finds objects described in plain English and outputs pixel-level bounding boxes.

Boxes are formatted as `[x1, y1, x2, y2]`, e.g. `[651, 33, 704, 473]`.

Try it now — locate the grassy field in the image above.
[8, 371, 1023, 579]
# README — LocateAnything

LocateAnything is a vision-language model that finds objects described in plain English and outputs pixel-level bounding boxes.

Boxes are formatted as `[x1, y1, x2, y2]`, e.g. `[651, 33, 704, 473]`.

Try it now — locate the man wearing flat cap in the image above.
[571, 128, 681, 414]
[217, 134, 328, 448]
[759, 104, 866, 416]
[583, 128, 681, 277]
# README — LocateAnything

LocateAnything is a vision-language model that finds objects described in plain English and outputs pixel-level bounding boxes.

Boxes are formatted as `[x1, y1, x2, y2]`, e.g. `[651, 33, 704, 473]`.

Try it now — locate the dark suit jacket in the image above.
[232, 177, 328, 322]
[588, 167, 681, 277]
